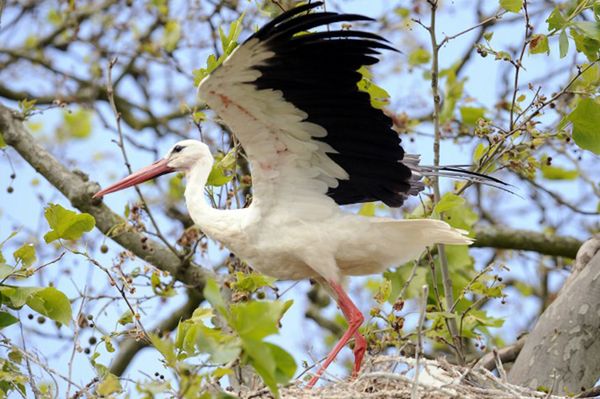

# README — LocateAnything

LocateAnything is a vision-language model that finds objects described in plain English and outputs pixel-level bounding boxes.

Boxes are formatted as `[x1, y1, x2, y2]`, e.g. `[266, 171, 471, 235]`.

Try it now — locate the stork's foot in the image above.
[306, 280, 365, 388]
[351, 332, 367, 378]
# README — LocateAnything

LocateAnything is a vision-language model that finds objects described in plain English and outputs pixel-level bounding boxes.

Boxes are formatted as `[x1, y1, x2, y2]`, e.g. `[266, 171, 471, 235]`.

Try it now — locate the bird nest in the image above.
[242, 355, 565, 399]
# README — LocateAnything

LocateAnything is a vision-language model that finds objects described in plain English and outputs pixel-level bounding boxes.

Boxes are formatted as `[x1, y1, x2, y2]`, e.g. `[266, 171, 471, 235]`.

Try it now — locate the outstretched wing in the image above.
[198, 2, 418, 216]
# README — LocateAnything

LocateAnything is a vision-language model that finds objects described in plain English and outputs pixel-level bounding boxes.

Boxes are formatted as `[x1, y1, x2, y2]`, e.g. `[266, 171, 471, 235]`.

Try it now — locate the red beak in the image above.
[93, 159, 175, 198]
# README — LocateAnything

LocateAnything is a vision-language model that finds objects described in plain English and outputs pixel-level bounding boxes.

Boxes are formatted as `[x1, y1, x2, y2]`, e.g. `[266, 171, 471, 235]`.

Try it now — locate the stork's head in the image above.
[93, 139, 212, 198]
[163, 139, 212, 171]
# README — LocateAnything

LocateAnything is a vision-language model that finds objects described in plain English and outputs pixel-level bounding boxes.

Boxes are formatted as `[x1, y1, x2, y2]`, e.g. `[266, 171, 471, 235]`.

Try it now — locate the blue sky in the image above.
[0, 0, 598, 395]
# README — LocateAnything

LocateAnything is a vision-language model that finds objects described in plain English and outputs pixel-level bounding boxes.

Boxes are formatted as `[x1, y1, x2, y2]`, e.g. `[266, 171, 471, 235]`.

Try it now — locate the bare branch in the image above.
[472, 227, 582, 259]
[0, 103, 212, 288]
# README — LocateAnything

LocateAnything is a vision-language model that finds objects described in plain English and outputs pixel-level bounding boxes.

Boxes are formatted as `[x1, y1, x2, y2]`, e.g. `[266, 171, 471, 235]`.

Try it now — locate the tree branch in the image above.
[425, 0, 463, 363]
[472, 227, 582, 259]
[475, 335, 526, 371]
[0, 103, 210, 288]
[508, 242, 600, 393]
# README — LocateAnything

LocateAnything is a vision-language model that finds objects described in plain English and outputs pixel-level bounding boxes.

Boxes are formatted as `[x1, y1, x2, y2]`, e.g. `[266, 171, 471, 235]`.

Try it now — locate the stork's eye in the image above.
[172, 145, 185, 154]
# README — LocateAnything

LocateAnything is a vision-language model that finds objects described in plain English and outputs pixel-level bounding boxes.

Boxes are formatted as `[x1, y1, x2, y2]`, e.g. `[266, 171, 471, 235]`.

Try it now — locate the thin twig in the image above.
[493, 348, 508, 382]
[411, 284, 429, 399]
[424, 0, 463, 363]
[106, 57, 180, 256]
[67, 286, 88, 398]
[509, 0, 531, 130]
[439, 10, 506, 46]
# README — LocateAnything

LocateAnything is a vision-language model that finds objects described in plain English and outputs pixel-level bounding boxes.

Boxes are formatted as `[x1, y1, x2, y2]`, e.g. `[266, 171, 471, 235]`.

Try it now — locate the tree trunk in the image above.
[508, 238, 600, 394]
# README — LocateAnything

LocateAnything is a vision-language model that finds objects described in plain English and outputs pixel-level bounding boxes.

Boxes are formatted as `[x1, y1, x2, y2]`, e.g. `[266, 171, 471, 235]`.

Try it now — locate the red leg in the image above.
[307, 281, 366, 388]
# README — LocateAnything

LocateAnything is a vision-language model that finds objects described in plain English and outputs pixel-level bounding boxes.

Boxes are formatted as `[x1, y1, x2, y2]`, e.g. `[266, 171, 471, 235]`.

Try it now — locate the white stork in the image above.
[94, 2, 491, 387]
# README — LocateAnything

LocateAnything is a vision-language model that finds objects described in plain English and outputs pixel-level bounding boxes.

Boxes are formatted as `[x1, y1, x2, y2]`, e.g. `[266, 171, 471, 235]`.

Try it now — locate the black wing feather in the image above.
[248, 2, 414, 207]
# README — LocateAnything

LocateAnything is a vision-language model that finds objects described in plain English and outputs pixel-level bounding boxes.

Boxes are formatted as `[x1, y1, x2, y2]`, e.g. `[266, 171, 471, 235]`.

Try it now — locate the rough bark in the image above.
[508, 237, 600, 394]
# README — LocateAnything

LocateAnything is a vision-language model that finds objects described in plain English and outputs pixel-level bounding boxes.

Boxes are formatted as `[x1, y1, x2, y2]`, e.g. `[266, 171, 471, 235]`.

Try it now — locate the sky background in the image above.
[1, 0, 598, 396]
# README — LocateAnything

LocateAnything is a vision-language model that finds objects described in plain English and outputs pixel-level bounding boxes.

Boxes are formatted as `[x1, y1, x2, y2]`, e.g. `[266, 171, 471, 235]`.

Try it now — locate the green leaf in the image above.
[203, 279, 228, 317]
[196, 325, 242, 363]
[0, 132, 6, 148]
[460, 106, 486, 125]
[13, 244, 36, 267]
[18, 98, 37, 116]
[0, 311, 19, 330]
[167, 174, 185, 200]
[434, 193, 465, 214]
[230, 300, 292, 341]
[0, 286, 41, 308]
[443, 197, 479, 231]
[445, 245, 473, 271]
[47, 9, 64, 25]
[190, 306, 213, 321]
[233, 272, 276, 294]
[266, 342, 296, 384]
[566, 98, 600, 154]
[357, 66, 390, 109]
[440, 65, 465, 123]
[117, 311, 133, 325]
[212, 367, 234, 378]
[464, 309, 505, 329]
[499, 0, 522, 13]
[559, 29, 569, 58]
[219, 13, 244, 55]
[59, 109, 93, 139]
[8, 349, 23, 364]
[470, 281, 504, 298]
[192, 111, 206, 123]
[495, 50, 512, 61]
[576, 63, 600, 89]
[150, 333, 177, 366]
[408, 48, 431, 66]
[193, 55, 220, 86]
[0, 264, 15, 281]
[571, 28, 600, 61]
[374, 278, 391, 304]
[384, 262, 427, 301]
[529, 34, 549, 54]
[540, 164, 579, 180]
[207, 164, 233, 187]
[574, 21, 600, 41]
[162, 20, 181, 52]
[193, 15, 244, 87]
[43, 203, 95, 243]
[26, 287, 72, 325]
[394, 7, 410, 18]
[96, 373, 122, 396]
[359, 202, 376, 217]
[547, 7, 567, 31]
[103, 335, 115, 353]
[243, 338, 279, 395]
[219, 149, 237, 170]
[240, 339, 296, 396]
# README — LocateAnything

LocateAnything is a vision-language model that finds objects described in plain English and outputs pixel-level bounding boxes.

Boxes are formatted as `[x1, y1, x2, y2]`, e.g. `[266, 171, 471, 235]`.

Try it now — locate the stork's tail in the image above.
[371, 218, 472, 264]
[403, 154, 510, 194]
[343, 218, 471, 276]
[390, 219, 473, 246]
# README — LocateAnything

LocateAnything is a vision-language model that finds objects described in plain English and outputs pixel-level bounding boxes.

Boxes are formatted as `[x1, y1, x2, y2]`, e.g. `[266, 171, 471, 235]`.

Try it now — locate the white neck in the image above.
[184, 156, 240, 242]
